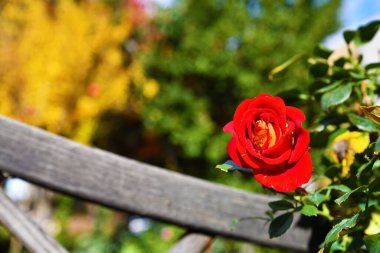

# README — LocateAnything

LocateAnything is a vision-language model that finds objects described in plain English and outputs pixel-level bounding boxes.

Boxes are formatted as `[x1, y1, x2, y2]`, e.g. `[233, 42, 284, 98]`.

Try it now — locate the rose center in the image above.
[252, 120, 276, 150]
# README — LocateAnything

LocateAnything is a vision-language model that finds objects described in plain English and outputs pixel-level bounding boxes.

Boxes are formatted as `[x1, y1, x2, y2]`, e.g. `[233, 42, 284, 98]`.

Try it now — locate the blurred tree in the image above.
[138, 0, 341, 177]
[0, 0, 158, 144]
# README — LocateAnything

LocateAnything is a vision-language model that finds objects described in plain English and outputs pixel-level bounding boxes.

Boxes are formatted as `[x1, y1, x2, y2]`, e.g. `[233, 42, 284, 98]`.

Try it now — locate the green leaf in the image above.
[310, 62, 329, 78]
[269, 54, 305, 80]
[321, 83, 352, 111]
[314, 44, 333, 59]
[335, 185, 367, 205]
[366, 62, 380, 71]
[268, 200, 294, 211]
[216, 160, 252, 173]
[333, 57, 347, 67]
[348, 113, 380, 132]
[269, 212, 294, 238]
[343, 30, 357, 44]
[300, 205, 319, 216]
[349, 71, 366, 80]
[358, 20, 380, 43]
[305, 192, 329, 207]
[364, 232, 380, 253]
[323, 184, 352, 193]
[216, 163, 233, 172]
[325, 213, 360, 244]
[376, 138, 380, 153]
[315, 81, 340, 94]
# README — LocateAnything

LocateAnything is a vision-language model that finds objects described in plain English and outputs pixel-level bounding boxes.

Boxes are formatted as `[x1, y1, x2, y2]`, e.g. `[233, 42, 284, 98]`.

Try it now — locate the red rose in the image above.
[223, 93, 312, 192]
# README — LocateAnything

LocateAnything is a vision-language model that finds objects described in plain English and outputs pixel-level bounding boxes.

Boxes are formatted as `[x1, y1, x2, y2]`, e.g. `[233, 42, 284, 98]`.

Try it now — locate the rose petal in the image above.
[262, 121, 294, 157]
[248, 94, 287, 129]
[253, 151, 312, 192]
[245, 139, 292, 166]
[233, 99, 252, 128]
[289, 127, 310, 164]
[285, 106, 310, 163]
[223, 121, 234, 133]
[286, 106, 306, 127]
[226, 132, 245, 167]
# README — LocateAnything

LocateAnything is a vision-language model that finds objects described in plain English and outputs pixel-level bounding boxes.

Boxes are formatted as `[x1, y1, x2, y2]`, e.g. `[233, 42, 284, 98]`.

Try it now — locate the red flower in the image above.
[223, 93, 312, 192]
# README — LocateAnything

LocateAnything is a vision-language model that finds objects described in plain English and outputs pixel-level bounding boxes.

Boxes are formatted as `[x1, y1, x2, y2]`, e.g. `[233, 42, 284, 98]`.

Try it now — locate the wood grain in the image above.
[0, 188, 68, 253]
[0, 116, 312, 251]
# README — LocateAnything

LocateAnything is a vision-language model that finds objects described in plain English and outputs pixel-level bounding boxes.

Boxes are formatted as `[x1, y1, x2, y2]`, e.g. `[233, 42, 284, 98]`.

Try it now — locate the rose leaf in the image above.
[300, 205, 319, 216]
[268, 199, 294, 211]
[305, 192, 330, 207]
[348, 113, 380, 132]
[324, 213, 360, 245]
[269, 212, 294, 238]
[216, 160, 252, 173]
[334, 185, 367, 205]
[321, 83, 352, 111]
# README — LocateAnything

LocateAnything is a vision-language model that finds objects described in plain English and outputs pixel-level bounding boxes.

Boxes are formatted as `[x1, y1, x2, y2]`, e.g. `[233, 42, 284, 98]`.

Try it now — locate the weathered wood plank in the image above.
[0, 187, 69, 253]
[0, 116, 312, 251]
[168, 233, 212, 253]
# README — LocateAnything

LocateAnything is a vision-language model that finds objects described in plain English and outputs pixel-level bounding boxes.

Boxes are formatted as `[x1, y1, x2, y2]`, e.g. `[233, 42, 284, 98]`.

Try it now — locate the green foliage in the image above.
[141, 0, 341, 172]
[364, 233, 380, 253]
[321, 82, 352, 111]
[265, 20, 380, 252]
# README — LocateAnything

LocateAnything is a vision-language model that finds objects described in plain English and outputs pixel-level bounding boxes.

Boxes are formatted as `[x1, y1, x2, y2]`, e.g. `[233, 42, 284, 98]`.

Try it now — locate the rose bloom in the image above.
[224, 93, 312, 192]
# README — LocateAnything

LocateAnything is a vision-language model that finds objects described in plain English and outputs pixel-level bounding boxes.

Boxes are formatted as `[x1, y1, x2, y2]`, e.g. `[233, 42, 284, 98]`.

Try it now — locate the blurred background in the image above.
[0, 0, 379, 252]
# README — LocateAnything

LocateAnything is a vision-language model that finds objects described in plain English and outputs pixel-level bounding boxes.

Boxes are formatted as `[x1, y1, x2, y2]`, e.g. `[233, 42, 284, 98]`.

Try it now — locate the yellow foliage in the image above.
[0, 0, 158, 144]
[328, 131, 370, 176]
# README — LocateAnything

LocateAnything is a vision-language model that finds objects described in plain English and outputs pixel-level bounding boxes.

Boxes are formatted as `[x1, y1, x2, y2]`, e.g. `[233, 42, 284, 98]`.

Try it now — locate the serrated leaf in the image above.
[335, 185, 367, 205]
[268, 200, 294, 211]
[305, 192, 329, 207]
[269, 212, 294, 238]
[361, 106, 380, 126]
[364, 232, 380, 253]
[300, 205, 319, 216]
[325, 213, 360, 244]
[343, 30, 357, 44]
[349, 113, 380, 132]
[321, 83, 352, 111]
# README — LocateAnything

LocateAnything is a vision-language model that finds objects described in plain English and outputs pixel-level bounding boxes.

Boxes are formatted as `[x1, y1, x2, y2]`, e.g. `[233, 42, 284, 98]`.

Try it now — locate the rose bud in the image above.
[224, 93, 312, 192]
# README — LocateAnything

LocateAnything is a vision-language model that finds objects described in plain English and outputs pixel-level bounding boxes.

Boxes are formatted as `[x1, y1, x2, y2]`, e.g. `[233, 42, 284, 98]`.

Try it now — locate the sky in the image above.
[324, 0, 380, 49]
